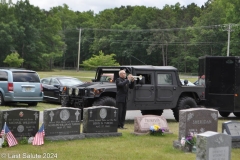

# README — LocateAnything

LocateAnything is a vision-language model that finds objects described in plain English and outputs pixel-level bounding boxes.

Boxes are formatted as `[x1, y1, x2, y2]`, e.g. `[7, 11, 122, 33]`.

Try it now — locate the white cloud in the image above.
[11, 0, 207, 13]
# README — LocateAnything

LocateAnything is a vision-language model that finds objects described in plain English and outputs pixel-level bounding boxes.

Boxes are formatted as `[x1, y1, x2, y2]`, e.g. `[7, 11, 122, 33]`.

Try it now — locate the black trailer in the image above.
[199, 56, 240, 118]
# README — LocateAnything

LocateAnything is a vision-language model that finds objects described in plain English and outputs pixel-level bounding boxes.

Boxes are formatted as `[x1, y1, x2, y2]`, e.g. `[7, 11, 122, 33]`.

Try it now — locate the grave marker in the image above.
[196, 131, 231, 160]
[222, 121, 240, 148]
[83, 106, 121, 138]
[0, 108, 39, 137]
[179, 108, 218, 140]
[133, 115, 170, 134]
[43, 107, 84, 140]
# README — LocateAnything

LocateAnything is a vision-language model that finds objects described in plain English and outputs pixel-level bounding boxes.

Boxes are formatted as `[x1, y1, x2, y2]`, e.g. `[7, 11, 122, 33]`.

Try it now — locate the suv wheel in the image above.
[0, 92, 5, 106]
[173, 97, 197, 122]
[92, 96, 116, 107]
[28, 102, 38, 106]
[219, 111, 231, 117]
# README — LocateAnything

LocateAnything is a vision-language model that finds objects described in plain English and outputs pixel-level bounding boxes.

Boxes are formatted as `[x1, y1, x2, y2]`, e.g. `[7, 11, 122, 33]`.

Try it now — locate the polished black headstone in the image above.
[83, 106, 118, 133]
[43, 107, 81, 136]
[0, 108, 39, 137]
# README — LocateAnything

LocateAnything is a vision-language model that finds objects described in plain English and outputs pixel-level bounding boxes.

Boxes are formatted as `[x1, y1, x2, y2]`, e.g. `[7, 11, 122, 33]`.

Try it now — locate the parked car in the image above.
[100, 74, 114, 82]
[41, 76, 84, 103]
[180, 79, 195, 86]
[0, 68, 43, 106]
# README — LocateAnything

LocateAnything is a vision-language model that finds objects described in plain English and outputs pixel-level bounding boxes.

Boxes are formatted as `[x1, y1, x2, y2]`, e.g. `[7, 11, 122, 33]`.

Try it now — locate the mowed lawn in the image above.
[0, 70, 239, 160]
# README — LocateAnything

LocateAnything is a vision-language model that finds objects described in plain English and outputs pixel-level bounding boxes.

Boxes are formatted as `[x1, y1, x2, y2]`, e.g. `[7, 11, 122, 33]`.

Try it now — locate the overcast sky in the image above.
[12, 0, 207, 13]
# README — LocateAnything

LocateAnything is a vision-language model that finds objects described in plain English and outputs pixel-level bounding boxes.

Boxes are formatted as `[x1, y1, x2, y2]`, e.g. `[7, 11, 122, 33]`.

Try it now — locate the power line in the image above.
[65, 23, 240, 33]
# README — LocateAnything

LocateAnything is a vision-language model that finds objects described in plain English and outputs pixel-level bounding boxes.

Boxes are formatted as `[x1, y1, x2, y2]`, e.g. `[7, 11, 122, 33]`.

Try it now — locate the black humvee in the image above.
[198, 56, 240, 118]
[60, 65, 205, 121]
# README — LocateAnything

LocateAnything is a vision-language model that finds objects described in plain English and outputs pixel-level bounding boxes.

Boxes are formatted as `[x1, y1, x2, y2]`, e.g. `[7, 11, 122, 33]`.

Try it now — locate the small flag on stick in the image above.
[1, 122, 18, 147]
[32, 123, 45, 146]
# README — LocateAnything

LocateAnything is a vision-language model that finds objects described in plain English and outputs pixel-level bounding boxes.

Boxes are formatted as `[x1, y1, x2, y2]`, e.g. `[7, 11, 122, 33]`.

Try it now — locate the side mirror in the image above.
[184, 80, 188, 85]
[139, 77, 145, 85]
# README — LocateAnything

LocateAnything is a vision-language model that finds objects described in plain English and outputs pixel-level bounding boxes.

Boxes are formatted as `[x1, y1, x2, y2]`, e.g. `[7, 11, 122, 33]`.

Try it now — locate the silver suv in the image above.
[0, 68, 43, 106]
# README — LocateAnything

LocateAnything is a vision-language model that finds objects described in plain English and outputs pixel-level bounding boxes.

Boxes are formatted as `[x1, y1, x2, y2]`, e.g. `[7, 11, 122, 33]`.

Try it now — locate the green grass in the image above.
[0, 70, 239, 160]
[0, 120, 239, 160]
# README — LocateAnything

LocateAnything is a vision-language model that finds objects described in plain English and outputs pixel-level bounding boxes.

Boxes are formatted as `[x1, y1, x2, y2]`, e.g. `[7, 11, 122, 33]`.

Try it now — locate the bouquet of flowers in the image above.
[181, 132, 197, 152]
[181, 132, 197, 147]
[149, 124, 165, 136]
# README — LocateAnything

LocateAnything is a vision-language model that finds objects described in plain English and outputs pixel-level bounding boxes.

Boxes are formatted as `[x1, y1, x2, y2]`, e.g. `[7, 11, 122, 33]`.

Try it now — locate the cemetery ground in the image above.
[0, 70, 240, 160]
[0, 118, 239, 160]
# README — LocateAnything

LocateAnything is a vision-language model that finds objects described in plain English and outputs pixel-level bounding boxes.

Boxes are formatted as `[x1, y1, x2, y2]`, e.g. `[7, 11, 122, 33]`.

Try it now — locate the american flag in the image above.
[1, 122, 18, 147]
[32, 123, 45, 146]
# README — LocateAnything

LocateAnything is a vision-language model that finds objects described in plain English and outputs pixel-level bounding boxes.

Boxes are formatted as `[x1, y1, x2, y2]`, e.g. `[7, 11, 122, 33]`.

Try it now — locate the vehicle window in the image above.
[100, 74, 114, 82]
[50, 79, 59, 85]
[41, 78, 50, 84]
[0, 71, 8, 81]
[13, 72, 40, 82]
[135, 73, 152, 84]
[59, 78, 83, 86]
[157, 74, 172, 85]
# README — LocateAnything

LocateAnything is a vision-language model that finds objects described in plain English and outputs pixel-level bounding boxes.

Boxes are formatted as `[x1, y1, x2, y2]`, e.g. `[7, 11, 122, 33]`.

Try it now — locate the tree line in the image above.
[0, 0, 240, 73]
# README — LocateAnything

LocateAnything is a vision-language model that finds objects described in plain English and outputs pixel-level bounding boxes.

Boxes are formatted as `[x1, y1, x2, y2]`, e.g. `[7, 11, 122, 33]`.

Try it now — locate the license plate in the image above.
[24, 87, 32, 92]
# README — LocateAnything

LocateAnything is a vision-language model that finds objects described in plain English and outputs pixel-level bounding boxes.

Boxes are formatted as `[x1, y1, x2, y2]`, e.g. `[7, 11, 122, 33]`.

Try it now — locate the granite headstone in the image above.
[0, 108, 39, 137]
[83, 106, 118, 133]
[179, 108, 218, 140]
[222, 121, 240, 148]
[43, 107, 84, 140]
[196, 131, 231, 160]
[133, 115, 170, 134]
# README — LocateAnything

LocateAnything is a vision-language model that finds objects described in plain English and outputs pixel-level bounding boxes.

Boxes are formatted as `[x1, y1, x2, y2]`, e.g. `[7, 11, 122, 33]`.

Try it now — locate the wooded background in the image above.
[1, 0, 240, 73]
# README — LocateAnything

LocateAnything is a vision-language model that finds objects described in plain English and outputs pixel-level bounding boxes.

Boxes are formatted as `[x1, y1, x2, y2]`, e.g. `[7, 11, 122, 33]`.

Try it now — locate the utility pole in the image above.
[77, 28, 82, 72]
[223, 24, 234, 56]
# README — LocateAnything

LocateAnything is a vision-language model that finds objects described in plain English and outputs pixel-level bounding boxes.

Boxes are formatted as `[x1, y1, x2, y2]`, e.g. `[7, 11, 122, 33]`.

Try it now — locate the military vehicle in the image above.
[60, 65, 205, 121]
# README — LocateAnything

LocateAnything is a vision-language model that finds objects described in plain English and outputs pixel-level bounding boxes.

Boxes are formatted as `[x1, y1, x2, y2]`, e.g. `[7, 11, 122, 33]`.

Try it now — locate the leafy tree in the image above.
[0, 3, 18, 66]
[40, 14, 66, 70]
[3, 52, 24, 67]
[81, 50, 119, 70]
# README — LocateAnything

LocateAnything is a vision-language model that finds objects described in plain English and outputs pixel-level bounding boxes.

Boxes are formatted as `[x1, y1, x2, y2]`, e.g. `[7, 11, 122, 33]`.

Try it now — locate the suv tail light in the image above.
[8, 83, 13, 91]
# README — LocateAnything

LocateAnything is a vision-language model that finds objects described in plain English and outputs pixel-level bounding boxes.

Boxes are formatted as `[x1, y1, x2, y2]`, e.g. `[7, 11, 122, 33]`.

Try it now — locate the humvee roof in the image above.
[97, 65, 177, 71]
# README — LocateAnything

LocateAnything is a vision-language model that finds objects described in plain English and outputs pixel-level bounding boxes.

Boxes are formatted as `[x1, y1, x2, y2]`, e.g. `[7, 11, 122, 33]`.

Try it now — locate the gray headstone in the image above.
[83, 106, 118, 133]
[222, 121, 240, 148]
[134, 115, 170, 134]
[0, 108, 39, 137]
[179, 108, 218, 140]
[196, 131, 231, 160]
[222, 121, 240, 136]
[43, 107, 81, 136]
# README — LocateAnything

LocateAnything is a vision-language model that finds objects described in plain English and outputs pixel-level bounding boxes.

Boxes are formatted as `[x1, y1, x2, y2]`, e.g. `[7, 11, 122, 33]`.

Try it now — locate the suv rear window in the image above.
[0, 71, 8, 81]
[13, 72, 40, 82]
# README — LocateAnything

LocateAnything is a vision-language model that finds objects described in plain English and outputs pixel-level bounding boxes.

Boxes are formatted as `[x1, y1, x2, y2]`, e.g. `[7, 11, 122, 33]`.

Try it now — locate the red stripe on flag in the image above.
[6, 132, 18, 147]
[32, 124, 45, 146]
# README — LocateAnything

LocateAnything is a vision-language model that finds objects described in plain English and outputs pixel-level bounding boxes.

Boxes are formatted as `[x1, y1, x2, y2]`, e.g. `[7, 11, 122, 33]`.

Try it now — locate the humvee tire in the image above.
[233, 112, 240, 117]
[219, 111, 231, 118]
[92, 96, 116, 107]
[173, 97, 197, 122]
[141, 110, 163, 116]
